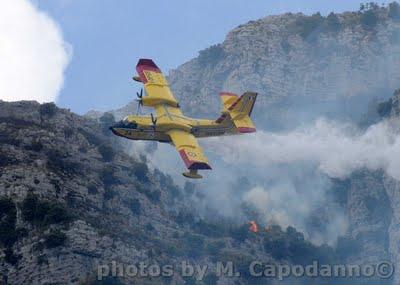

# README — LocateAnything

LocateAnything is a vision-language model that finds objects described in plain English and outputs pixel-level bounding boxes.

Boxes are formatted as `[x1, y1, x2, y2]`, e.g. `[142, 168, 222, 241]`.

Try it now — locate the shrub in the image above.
[145, 190, 161, 203]
[325, 12, 341, 32]
[98, 144, 115, 162]
[166, 184, 181, 201]
[21, 193, 72, 226]
[0, 197, 16, 217]
[181, 276, 197, 285]
[87, 182, 98, 194]
[183, 182, 195, 196]
[0, 152, 15, 167]
[100, 166, 119, 186]
[39, 103, 57, 117]
[0, 197, 17, 247]
[175, 211, 195, 225]
[78, 128, 102, 146]
[4, 248, 20, 265]
[294, 13, 324, 39]
[44, 230, 67, 248]
[287, 238, 315, 265]
[25, 140, 43, 152]
[99, 112, 115, 134]
[21, 193, 40, 222]
[130, 199, 141, 215]
[194, 220, 225, 237]
[389, 2, 400, 20]
[203, 273, 218, 285]
[103, 187, 116, 200]
[229, 224, 249, 242]
[145, 223, 155, 232]
[360, 3, 380, 28]
[89, 277, 125, 285]
[79, 145, 88, 153]
[46, 149, 82, 175]
[264, 236, 288, 260]
[336, 236, 362, 260]
[99, 112, 115, 125]
[44, 204, 72, 225]
[37, 255, 48, 266]
[132, 162, 149, 183]
[198, 44, 225, 66]
[377, 100, 392, 117]
[206, 241, 225, 255]
[183, 233, 205, 258]
[64, 127, 74, 139]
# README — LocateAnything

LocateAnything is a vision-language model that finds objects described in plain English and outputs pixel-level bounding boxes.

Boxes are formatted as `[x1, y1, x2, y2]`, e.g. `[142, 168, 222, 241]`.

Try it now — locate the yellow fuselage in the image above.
[110, 104, 237, 143]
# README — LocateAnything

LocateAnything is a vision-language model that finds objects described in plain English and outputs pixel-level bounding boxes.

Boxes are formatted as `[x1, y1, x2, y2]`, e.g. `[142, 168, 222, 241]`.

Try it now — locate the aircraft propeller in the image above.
[150, 113, 157, 130]
[136, 88, 143, 115]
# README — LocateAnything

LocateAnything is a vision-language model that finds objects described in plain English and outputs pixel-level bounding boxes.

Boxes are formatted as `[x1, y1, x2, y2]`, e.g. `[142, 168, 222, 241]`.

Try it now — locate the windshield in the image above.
[113, 119, 138, 129]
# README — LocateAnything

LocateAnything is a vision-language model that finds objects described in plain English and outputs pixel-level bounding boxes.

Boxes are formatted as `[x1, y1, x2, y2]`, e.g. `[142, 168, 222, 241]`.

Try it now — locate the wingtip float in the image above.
[110, 58, 258, 179]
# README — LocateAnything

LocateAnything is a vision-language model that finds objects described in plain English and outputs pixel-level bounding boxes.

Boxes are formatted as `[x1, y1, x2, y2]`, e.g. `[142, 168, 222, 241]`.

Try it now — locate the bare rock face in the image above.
[5, 6, 400, 285]
[0, 101, 341, 285]
[345, 170, 391, 263]
[168, 10, 400, 129]
[89, 9, 400, 131]
[0, 101, 164, 284]
[166, 9, 400, 283]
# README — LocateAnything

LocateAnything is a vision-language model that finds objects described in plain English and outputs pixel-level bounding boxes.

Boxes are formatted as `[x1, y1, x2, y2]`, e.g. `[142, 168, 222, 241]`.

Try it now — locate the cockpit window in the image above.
[114, 119, 138, 129]
[125, 122, 137, 129]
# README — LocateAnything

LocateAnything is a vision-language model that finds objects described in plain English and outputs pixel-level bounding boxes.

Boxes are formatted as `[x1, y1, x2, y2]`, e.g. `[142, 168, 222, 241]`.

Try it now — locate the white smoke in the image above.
[139, 117, 400, 245]
[194, 117, 400, 244]
[243, 185, 348, 245]
[0, 0, 70, 103]
[206, 118, 400, 180]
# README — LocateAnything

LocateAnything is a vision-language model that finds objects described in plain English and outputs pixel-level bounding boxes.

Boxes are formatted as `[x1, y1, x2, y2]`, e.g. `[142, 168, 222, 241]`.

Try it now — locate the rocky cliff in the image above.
[167, 5, 400, 129]
[165, 6, 400, 283]
[0, 101, 354, 285]
[97, 4, 400, 130]
[3, 3, 400, 285]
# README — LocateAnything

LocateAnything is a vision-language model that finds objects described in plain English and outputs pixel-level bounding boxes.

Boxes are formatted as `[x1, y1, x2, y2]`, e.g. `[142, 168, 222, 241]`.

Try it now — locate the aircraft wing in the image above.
[167, 129, 212, 170]
[135, 59, 182, 118]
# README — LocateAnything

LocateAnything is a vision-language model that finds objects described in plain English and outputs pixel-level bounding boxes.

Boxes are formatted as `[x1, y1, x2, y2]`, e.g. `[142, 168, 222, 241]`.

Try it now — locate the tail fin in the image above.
[226, 92, 257, 117]
[220, 92, 239, 112]
[218, 91, 257, 133]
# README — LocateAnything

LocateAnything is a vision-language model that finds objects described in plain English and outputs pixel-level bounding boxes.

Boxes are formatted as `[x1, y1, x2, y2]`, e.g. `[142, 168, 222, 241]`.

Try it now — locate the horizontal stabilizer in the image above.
[232, 115, 256, 133]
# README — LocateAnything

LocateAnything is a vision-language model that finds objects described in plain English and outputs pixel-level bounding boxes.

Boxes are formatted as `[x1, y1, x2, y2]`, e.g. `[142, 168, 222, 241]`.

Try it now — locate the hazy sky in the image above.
[35, 0, 383, 113]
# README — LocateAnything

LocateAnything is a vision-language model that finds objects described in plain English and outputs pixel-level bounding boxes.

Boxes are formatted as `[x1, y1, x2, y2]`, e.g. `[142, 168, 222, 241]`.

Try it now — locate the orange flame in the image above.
[249, 221, 259, 233]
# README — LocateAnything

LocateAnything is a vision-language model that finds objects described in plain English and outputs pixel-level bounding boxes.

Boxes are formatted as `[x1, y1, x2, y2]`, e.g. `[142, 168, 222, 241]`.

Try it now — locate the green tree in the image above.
[389, 2, 400, 20]
[325, 12, 341, 32]
[44, 230, 67, 248]
[99, 112, 115, 134]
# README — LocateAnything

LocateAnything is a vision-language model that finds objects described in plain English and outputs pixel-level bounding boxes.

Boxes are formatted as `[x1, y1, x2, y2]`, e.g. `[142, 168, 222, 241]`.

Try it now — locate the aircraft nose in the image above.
[109, 125, 118, 135]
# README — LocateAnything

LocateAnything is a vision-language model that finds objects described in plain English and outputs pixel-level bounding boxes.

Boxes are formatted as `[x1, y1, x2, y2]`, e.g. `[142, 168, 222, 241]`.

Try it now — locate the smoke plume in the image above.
[206, 118, 400, 180]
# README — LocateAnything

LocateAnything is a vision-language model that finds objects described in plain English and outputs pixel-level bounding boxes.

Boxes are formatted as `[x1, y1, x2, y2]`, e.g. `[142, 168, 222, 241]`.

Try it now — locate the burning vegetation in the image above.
[249, 221, 259, 233]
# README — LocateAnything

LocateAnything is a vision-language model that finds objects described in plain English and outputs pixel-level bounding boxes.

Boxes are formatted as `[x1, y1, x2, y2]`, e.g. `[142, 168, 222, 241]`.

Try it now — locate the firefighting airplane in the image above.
[110, 59, 257, 179]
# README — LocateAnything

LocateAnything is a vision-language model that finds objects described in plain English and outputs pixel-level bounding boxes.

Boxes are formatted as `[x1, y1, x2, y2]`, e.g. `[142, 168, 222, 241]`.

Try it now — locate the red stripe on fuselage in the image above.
[215, 113, 228, 123]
